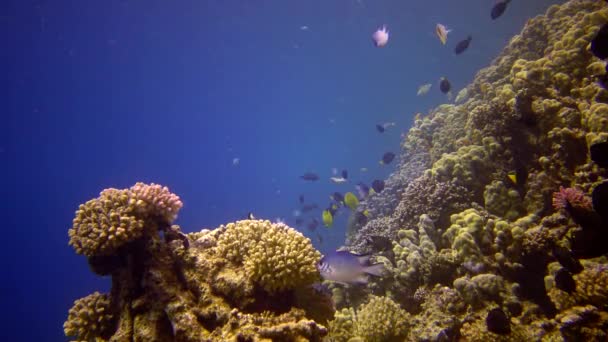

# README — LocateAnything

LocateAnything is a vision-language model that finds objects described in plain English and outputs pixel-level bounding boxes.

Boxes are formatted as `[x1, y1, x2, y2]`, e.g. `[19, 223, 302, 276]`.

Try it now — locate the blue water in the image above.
[5, 0, 564, 340]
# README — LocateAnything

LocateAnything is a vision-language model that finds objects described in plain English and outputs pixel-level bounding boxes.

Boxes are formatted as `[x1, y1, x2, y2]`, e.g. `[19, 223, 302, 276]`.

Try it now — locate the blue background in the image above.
[4, 0, 562, 340]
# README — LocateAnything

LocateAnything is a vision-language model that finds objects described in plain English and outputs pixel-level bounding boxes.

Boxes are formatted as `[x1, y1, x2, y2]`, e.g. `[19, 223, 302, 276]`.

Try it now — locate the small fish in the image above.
[342, 169, 348, 179]
[307, 218, 319, 231]
[360, 167, 368, 172]
[454, 35, 472, 55]
[232, 157, 240, 166]
[507, 172, 517, 185]
[376, 122, 395, 133]
[591, 23, 608, 60]
[317, 251, 385, 284]
[299, 195, 305, 204]
[435, 23, 451, 45]
[372, 25, 389, 47]
[300, 25, 309, 31]
[300, 172, 319, 181]
[330, 176, 348, 184]
[344, 192, 359, 211]
[439, 77, 451, 94]
[356, 182, 373, 199]
[293, 209, 302, 217]
[322, 210, 333, 227]
[371, 180, 385, 193]
[247, 212, 256, 220]
[302, 203, 319, 213]
[491, 0, 512, 20]
[417, 83, 432, 96]
[330, 192, 344, 203]
[380, 152, 396, 165]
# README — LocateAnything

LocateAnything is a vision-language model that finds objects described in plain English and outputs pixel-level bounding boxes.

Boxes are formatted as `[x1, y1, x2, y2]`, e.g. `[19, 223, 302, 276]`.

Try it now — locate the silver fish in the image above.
[317, 251, 385, 284]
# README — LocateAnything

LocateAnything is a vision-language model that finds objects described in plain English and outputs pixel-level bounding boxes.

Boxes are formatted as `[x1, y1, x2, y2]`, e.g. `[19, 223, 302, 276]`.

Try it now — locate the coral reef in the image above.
[65, 184, 331, 341]
[337, 1, 608, 340]
[65, 1, 608, 341]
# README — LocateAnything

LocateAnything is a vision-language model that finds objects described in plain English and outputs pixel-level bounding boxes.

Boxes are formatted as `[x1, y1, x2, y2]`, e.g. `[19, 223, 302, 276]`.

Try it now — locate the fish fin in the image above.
[364, 263, 386, 277]
[352, 253, 372, 264]
[354, 274, 369, 285]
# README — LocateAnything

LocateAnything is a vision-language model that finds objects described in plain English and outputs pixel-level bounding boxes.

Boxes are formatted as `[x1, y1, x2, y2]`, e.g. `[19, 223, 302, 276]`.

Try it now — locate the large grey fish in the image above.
[317, 251, 385, 284]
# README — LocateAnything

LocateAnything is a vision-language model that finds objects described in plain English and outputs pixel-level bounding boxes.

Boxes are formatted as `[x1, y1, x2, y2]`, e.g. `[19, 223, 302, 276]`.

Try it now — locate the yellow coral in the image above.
[68, 188, 146, 257]
[64, 292, 114, 341]
[216, 220, 321, 293]
[354, 296, 410, 342]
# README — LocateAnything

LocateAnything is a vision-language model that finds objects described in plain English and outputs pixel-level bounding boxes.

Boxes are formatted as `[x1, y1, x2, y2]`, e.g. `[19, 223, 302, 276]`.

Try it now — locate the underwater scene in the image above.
[5, 0, 608, 341]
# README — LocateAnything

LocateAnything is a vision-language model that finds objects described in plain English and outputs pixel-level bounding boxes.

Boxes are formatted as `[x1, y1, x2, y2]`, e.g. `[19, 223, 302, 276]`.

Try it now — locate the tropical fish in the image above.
[322, 210, 333, 227]
[439, 77, 451, 93]
[417, 83, 432, 96]
[341, 169, 348, 179]
[365, 235, 393, 251]
[507, 171, 517, 185]
[491, 0, 512, 20]
[247, 212, 256, 220]
[435, 23, 451, 45]
[376, 122, 396, 133]
[355, 182, 371, 199]
[330, 192, 344, 203]
[372, 25, 389, 47]
[300, 172, 319, 181]
[591, 23, 608, 60]
[301, 203, 319, 213]
[371, 179, 385, 193]
[232, 157, 240, 166]
[454, 35, 472, 54]
[307, 218, 319, 231]
[317, 251, 386, 284]
[360, 167, 368, 172]
[344, 192, 359, 211]
[380, 152, 396, 165]
[454, 87, 469, 103]
[330, 176, 348, 184]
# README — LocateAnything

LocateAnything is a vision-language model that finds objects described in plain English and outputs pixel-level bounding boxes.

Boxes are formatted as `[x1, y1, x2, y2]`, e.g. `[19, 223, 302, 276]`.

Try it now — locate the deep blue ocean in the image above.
[5, 0, 564, 340]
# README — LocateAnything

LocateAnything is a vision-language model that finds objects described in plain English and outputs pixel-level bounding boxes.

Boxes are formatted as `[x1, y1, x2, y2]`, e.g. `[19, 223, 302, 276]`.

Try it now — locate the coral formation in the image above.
[65, 184, 330, 341]
[65, 1, 608, 341]
[338, 1, 608, 340]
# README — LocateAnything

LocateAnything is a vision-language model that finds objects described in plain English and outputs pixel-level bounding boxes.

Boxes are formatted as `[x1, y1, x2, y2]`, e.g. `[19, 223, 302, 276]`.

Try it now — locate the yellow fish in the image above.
[322, 210, 333, 227]
[507, 172, 517, 185]
[435, 23, 451, 45]
[344, 192, 359, 211]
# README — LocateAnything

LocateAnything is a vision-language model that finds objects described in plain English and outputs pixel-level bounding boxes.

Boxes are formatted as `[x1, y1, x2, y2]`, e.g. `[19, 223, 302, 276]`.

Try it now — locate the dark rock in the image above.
[554, 268, 576, 293]
[590, 141, 608, 168]
[486, 308, 511, 334]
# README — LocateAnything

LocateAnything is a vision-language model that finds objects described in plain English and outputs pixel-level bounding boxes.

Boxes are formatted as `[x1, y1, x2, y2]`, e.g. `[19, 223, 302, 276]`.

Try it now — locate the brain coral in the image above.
[216, 220, 321, 293]
[63, 292, 114, 341]
[68, 183, 182, 257]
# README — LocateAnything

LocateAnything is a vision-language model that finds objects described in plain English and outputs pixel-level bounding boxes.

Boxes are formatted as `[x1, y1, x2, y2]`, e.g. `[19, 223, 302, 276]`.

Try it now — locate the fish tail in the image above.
[364, 263, 386, 277]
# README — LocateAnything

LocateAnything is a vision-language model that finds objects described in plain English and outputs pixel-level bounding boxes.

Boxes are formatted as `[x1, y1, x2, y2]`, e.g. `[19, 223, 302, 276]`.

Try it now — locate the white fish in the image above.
[232, 157, 240, 166]
[318, 251, 385, 284]
[330, 177, 348, 184]
[417, 83, 432, 96]
[435, 23, 451, 45]
[372, 25, 389, 47]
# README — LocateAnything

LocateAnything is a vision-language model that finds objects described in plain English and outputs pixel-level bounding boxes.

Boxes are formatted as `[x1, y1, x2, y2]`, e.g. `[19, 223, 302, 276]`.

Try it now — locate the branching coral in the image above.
[63, 292, 114, 341]
[216, 220, 321, 293]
